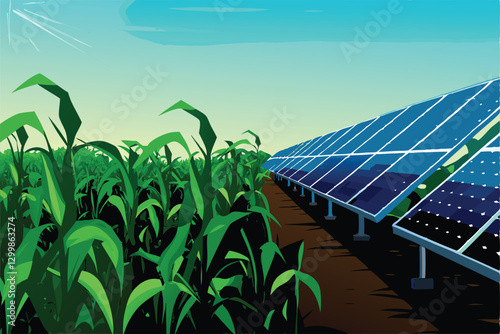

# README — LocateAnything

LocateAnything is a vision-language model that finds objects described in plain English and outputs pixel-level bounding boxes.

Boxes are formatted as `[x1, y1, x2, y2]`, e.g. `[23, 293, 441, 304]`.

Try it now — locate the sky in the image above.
[0, 0, 499, 155]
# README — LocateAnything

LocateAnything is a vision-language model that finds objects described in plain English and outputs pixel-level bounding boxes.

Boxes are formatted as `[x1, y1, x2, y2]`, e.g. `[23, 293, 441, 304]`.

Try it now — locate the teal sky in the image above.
[0, 0, 498, 155]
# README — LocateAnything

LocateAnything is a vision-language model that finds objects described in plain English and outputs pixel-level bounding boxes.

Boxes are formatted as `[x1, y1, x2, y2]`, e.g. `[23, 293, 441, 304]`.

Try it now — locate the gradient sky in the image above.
[0, 0, 498, 155]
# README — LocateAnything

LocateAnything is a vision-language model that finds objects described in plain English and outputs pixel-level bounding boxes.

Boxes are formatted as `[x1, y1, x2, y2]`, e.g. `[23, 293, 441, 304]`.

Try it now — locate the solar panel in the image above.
[262, 79, 500, 224]
[393, 134, 500, 282]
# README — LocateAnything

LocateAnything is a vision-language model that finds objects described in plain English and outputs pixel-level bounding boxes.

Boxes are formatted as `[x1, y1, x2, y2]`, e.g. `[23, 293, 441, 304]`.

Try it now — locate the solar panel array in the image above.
[263, 79, 500, 222]
[393, 134, 500, 281]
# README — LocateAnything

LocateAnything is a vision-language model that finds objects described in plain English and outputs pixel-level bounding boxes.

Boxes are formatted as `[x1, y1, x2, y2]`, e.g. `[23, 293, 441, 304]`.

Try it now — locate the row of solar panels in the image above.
[262, 78, 500, 282]
[262, 79, 499, 222]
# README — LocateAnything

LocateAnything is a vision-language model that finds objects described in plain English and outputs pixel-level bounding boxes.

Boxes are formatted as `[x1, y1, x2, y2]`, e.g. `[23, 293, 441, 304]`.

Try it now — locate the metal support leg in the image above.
[309, 192, 317, 206]
[287, 179, 291, 187]
[293, 184, 297, 192]
[411, 246, 434, 289]
[324, 201, 336, 221]
[300, 187, 305, 197]
[353, 216, 370, 241]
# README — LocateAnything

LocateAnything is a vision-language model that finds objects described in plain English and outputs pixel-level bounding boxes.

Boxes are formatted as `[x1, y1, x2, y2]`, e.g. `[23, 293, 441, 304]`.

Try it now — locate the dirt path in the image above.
[263, 179, 438, 334]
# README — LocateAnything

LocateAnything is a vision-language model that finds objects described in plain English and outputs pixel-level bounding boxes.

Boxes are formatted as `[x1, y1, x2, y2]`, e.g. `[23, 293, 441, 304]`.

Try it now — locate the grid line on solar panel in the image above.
[393, 134, 500, 276]
[282, 107, 412, 182]
[303, 97, 445, 189]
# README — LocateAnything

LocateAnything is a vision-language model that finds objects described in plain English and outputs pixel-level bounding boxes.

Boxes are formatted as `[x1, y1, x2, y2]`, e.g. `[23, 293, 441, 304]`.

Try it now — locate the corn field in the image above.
[0, 74, 320, 334]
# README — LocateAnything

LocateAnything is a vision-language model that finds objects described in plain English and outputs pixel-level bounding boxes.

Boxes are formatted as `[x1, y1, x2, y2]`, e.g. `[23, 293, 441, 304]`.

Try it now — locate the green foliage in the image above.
[0, 74, 318, 334]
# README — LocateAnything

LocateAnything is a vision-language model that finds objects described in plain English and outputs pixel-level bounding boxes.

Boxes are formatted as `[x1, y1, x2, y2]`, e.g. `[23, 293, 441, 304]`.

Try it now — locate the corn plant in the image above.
[0, 74, 321, 334]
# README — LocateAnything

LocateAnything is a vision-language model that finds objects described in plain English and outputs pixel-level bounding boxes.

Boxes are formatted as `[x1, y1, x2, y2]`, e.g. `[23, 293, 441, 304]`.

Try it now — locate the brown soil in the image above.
[263, 178, 499, 334]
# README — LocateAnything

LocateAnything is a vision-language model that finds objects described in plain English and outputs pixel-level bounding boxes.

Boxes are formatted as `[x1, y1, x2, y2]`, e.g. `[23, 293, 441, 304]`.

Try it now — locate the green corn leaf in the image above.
[16, 126, 29, 147]
[123, 279, 163, 333]
[41, 154, 65, 226]
[158, 212, 191, 281]
[2, 224, 55, 303]
[167, 204, 182, 220]
[210, 275, 243, 296]
[188, 161, 205, 219]
[213, 304, 235, 334]
[133, 132, 191, 168]
[225, 251, 249, 262]
[0, 111, 45, 144]
[136, 198, 161, 218]
[87, 247, 98, 272]
[78, 141, 125, 168]
[138, 226, 148, 243]
[65, 220, 124, 293]
[204, 212, 251, 268]
[172, 256, 184, 278]
[75, 141, 133, 205]
[161, 101, 216, 157]
[242, 130, 261, 148]
[297, 242, 305, 271]
[13, 73, 56, 91]
[260, 242, 285, 282]
[146, 206, 160, 238]
[220, 139, 252, 156]
[28, 172, 42, 187]
[131, 248, 160, 265]
[78, 271, 114, 333]
[97, 176, 119, 206]
[282, 299, 288, 321]
[75, 303, 94, 331]
[106, 195, 127, 230]
[14, 74, 81, 145]
[263, 309, 275, 330]
[15, 292, 28, 319]
[66, 238, 93, 292]
[215, 188, 231, 205]
[122, 140, 143, 149]
[271, 269, 295, 295]
[296, 271, 322, 311]
[175, 295, 197, 332]
[9, 163, 18, 186]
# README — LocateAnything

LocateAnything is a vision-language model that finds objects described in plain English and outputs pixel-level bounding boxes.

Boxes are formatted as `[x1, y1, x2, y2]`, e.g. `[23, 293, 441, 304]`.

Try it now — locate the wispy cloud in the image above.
[170, 7, 267, 13]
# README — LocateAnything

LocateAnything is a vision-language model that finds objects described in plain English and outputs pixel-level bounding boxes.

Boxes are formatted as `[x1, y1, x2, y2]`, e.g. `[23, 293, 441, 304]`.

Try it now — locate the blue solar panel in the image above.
[263, 78, 500, 223]
[309, 155, 372, 193]
[393, 135, 500, 281]
[327, 153, 404, 201]
[301, 134, 331, 156]
[350, 151, 448, 215]
[321, 119, 376, 155]
[308, 126, 353, 156]
[336, 110, 404, 154]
